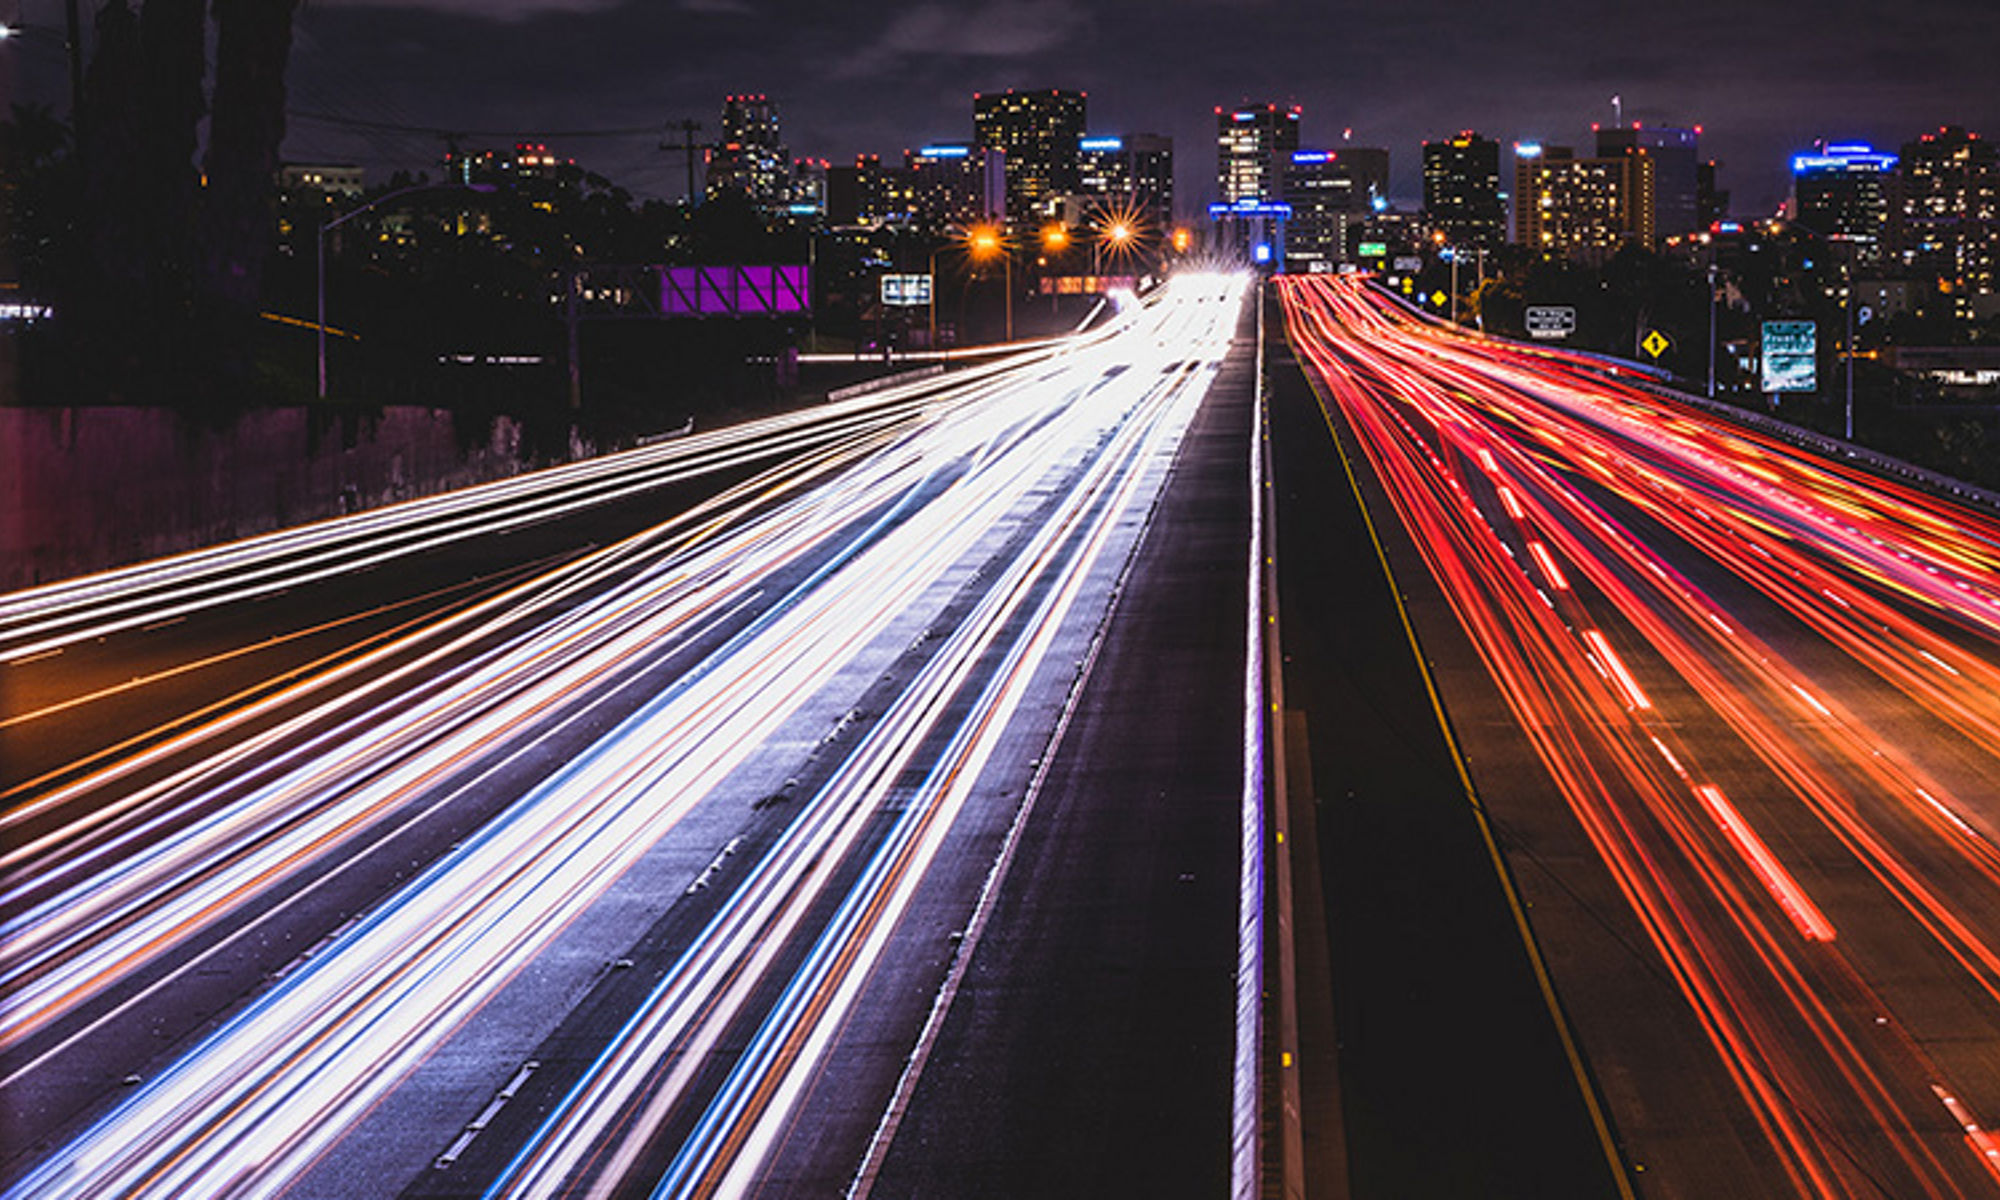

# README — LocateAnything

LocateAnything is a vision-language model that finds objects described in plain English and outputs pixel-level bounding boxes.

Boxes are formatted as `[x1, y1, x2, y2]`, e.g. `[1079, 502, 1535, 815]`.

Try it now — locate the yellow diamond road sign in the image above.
[1641, 330, 1671, 359]
[1431, 291, 1448, 308]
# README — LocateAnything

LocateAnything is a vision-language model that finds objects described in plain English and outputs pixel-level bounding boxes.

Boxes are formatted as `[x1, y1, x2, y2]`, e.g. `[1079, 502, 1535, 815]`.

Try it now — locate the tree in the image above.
[200, 0, 301, 314]
[47, 0, 300, 403]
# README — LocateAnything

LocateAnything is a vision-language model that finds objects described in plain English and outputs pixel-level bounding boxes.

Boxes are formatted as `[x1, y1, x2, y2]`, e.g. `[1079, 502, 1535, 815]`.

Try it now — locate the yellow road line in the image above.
[1276, 297, 1639, 1200]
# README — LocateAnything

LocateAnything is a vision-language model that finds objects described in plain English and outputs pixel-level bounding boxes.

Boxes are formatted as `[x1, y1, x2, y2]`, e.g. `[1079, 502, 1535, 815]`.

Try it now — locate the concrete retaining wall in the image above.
[1, 406, 575, 591]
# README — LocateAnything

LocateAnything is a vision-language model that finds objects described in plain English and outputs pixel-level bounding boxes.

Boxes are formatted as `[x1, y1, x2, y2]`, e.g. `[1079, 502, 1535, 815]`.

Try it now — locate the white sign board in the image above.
[880, 274, 933, 306]
[1525, 306, 1576, 340]
[1761, 321, 1817, 393]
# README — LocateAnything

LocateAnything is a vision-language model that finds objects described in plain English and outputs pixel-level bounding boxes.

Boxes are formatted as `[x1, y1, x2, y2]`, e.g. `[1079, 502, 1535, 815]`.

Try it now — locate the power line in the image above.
[288, 109, 665, 141]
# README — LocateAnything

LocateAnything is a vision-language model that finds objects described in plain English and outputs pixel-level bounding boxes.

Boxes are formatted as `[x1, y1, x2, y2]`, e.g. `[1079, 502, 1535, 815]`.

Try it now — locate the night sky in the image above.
[6, 0, 1998, 218]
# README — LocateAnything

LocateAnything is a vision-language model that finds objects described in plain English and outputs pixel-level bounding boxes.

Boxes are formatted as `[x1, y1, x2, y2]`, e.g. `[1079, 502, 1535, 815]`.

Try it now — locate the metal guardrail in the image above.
[1363, 279, 2000, 515]
[824, 365, 946, 404]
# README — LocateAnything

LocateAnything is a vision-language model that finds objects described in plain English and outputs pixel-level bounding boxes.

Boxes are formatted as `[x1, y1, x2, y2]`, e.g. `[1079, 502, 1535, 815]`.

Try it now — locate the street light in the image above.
[966, 222, 1011, 342]
[1830, 233, 1871, 441]
[1706, 246, 1719, 399]
[1432, 230, 1462, 325]
[927, 241, 947, 354]
[317, 181, 494, 400]
[1094, 219, 1136, 276]
[1041, 223, 1069, 313]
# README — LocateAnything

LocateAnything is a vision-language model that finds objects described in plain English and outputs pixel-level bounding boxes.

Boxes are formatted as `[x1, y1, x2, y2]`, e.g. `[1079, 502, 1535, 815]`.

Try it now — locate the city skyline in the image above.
[5, 0, 1996, 216]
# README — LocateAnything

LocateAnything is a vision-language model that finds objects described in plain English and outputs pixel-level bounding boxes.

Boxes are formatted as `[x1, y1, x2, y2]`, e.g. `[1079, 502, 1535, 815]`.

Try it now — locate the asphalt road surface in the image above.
[1279, 273, 2000, 1200]
[0, 275, 1251, 1199]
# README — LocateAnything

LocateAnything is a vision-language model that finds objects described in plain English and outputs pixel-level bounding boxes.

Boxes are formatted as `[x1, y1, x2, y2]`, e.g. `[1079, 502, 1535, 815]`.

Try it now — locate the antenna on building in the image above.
[1612, 95, 1623, 127]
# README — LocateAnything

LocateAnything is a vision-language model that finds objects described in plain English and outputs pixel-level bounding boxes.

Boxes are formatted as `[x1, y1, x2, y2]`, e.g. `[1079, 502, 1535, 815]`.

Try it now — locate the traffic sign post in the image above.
[880, 274, 933, 307]
[1525, 306, 1576, 340]
[1641, 329, 1672, 361]
[1761, 320, 1817, 399]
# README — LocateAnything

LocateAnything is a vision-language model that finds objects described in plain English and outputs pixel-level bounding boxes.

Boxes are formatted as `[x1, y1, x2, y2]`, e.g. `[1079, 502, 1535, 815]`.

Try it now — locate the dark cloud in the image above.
[11, 0, 1995, 215]
[309, 0, 627, 19]
[835, 2, 1095, 78]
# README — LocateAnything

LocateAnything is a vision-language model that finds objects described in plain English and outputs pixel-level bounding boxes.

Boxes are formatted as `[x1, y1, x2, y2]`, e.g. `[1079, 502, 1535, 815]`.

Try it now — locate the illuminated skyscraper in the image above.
[1422, 132, 1505, 250]
[706, 94, 791, 213]
[1898, 125, 1998, 320]
[973, 88, 1087, 224]
[1514, 143, 1655, 264]
[1217, 103, 1301, 204]
[905, 142, 1005, 229]
[1792, 142, 1898, 270]
[1282, 148, 1387, 272]
[1597, 123, 1701, 239]
[1077, 132, 1174, 230]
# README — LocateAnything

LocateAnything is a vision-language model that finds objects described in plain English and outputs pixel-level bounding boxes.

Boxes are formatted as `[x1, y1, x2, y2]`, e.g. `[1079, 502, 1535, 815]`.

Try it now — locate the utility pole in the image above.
[1844, 245, 1855, 440]
[64, 0, 85, 151]
[659, 119, 705, 206]
[566, 252, 582, 410]
[1707, 258, 1718, 399]
[1475, 245, 1486, 331]
[1448, 247, 1458, 325]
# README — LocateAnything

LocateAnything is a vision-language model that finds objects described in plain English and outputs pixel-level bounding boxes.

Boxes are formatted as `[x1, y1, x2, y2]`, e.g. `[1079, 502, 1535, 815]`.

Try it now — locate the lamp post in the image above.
[1706, 255, 1718, 399]
[1093, 219, 1134, 277]
[928, 242, 945, 353]
[1832, 235, 1871, 441]
[1433, 229, 1457, 324]
[1042, 223, 1068, 314]
[318, 182, 494, 400]
[968, 223, 1010, 343]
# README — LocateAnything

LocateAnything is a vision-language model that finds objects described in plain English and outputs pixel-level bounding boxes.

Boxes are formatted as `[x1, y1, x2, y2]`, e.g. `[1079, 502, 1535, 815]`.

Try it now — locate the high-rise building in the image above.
[1217, 103, 1301, 204]
[1898, 125, 1999, 320]
[1792, 142, 1899, 270]
[1422, 132, 1505, 250]
[973, 88, 1086, 224]
[786, 157, 829, 223]
[1514, 142, 1655, 264]
[1698, 159, 1730, 228]
[706, 94, 791, 212]
[904, 142, 1005, 230]
[1076, 132, 1174, 230]
[1283, 148, 1386, 272]
[1596, 123, 1701, 239]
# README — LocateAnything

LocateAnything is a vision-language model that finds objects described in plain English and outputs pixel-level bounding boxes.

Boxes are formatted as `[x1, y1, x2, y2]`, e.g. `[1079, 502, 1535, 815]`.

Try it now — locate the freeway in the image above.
[0, 273, 1249, 1198]
[1280, 273, 2000, 1198]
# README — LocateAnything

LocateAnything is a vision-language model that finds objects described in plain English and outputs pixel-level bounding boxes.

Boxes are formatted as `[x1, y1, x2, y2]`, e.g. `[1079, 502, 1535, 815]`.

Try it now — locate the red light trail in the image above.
[1283, 273, 2000, 1198]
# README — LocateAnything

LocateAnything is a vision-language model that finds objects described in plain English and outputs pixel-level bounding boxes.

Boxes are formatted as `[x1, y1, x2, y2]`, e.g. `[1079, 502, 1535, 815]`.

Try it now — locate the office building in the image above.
[973, 88, 1086, 224]
[1792, 142, 1898, 270]
[1076, 132, 1174, 230]
[1283, 148, 1386, 272]
[785, 157, 829, 224]
[1596, 123, 1701, 239]
[1217, 103, 1301, 204]
[706, 94, 792, 213]
[1422, 132, 1505, 250]
[1898, 125, 1998, 320]
[1698, 159, 1729, 228]
[904, 142, 1005, 230]
[1515, 142, 1655, 264]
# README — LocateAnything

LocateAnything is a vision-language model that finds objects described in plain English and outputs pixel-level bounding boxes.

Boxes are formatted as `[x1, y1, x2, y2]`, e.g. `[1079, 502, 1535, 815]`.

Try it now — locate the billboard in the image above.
[880, 274, 933, 306]
[660, 265, 810, 317]
[1761, 320, 1817, 393]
